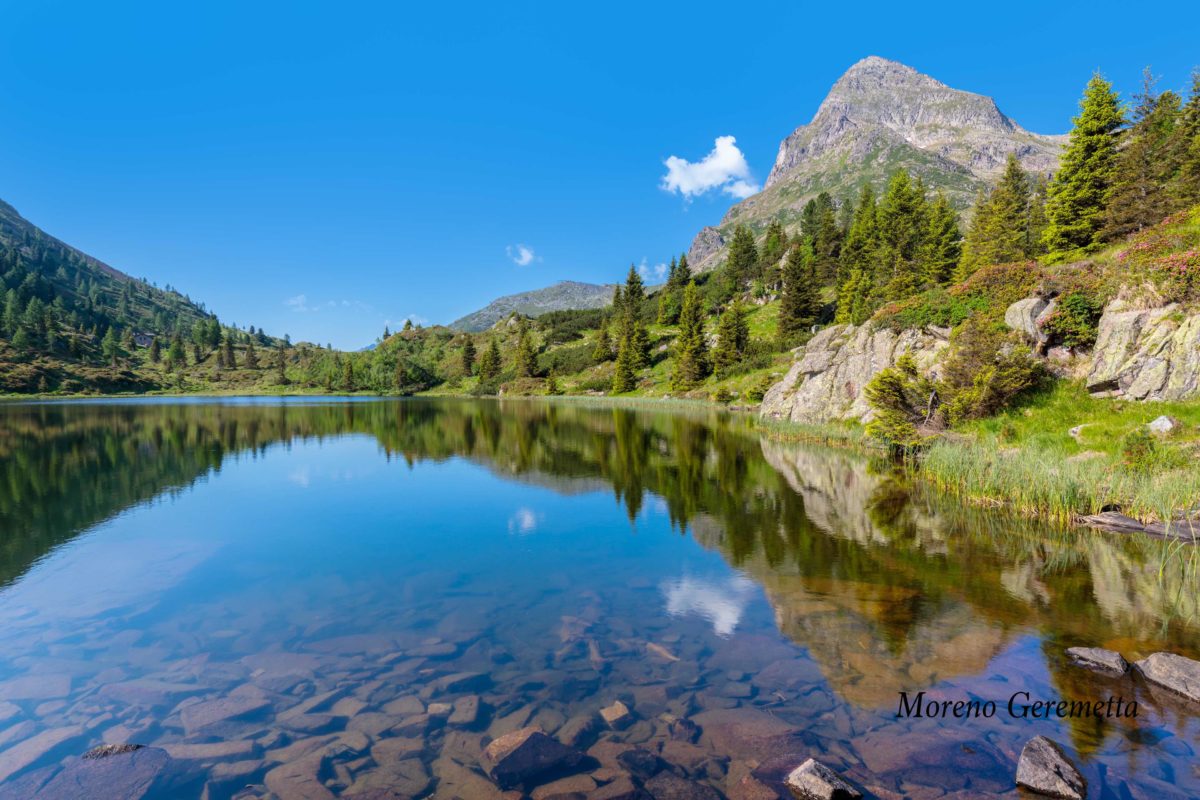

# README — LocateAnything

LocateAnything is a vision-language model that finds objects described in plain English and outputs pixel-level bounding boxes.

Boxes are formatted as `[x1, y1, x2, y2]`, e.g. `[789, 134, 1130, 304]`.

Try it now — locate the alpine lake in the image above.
[0, 397, 1197, 799]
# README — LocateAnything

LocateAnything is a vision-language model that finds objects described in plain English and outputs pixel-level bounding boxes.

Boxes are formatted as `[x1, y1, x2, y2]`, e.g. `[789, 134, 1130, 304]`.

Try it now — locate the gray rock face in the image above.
[483, 726, 584, 789]
[685, 226, 726, 274]
[784, 758, 862, 800]
[1015, 736, 1086, 800]
[1005, 297, 1050, 344]
[1065, 647, 1129, 676]
[1086, 301, 1200, 400]
[759, 324, 947, 423]
[1134, 652, 1200, 703]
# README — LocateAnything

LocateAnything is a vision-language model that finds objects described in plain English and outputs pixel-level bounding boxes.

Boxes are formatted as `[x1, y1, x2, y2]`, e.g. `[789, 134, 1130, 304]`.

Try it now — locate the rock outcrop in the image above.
[759, 324, 947, 423]
[1015, 736, 1086, 800]
[1133, 652, 1200, 703]
[1085, 301, 1200, 400]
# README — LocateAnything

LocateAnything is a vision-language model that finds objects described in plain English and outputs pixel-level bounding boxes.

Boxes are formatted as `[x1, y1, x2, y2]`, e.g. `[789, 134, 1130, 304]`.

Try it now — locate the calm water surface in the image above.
[0, 398, 1197, 799]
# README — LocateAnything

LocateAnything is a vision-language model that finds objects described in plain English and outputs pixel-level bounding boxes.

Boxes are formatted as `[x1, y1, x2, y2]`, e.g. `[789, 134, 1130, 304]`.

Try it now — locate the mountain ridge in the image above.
[687, 56, 1066, 272]
[448, 279, 615, 332]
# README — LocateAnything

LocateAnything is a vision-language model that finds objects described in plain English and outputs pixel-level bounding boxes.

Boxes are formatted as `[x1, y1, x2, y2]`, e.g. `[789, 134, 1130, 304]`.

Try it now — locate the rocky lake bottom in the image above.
[0, 398, 1198, 799]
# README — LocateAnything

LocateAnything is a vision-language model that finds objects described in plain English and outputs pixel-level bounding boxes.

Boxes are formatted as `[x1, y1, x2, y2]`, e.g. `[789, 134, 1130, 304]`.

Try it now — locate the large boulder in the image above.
[1086, 301, 1200, 400]
[759, 324, 947, 423]
[1133, 652, 1200, 703]
[1015, 736, 1085, 799]
[1005, 297, 1051, 345]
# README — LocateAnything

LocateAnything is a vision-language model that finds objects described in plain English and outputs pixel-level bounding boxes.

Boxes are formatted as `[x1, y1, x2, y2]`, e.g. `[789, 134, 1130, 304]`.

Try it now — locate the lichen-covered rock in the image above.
[1086, 301, 1200, 400]
[759, 324, 947, 423]
[1005, 297, 1050, 344]
[1015, 736, 1085, 799]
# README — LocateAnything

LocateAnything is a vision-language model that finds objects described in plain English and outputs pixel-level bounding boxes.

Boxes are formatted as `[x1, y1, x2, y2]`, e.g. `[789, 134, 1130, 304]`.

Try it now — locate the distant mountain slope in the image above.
[687, 56, 1065, 272]
[1, 198, 216, 337]
[449, 280, 615, 332]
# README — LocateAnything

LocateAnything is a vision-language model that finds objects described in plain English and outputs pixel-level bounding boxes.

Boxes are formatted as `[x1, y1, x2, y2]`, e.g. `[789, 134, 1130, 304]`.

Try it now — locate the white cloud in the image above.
[660, 574, 758, 636]
[506, 244, 538, 266]
[285, 294, 312, 312]
[637, 257, 668, 283]
[660, 136, 760, 201]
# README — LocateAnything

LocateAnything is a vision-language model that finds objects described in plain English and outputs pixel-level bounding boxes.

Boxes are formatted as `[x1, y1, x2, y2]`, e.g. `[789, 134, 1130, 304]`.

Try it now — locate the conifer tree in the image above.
[959, 154, 1032, 279]
[612, 336, 636, 393]
[101, 326, 121, 364]
[839, 185, 878, 287]
[222, 336, 236, 369]
[545, 371, 561, 395]
[875, 170, 928, 301]
[1043, 74, 1124, 254]
[516, 323, 538, 377]
[478, 338, 502, 380]
[1173, 71, 1200, 206]
[618, 266, 650, 368]
[461, 338, 476, 375]
[757, 221, 788, 284]
[148, 336, 161, 363]
[778, 241, 820, 343]
[166, 333, 184, 370]
[276, 347, 289, 385]
[721, 225, 758, 299]
[712, 302, 750, 374]
[245, 340, 259, 369]
[591, 320, 614, 363]
[812, 193, 843, 282]
[1103, 71, 1183, 239]
[342, 360, 354, 391]
[671, 282, 709, 390]
[921, 191, 962, 285]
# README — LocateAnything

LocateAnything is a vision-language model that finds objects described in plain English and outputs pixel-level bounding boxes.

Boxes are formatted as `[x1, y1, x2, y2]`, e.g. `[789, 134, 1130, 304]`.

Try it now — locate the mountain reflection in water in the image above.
[0, 397, 1197, 798]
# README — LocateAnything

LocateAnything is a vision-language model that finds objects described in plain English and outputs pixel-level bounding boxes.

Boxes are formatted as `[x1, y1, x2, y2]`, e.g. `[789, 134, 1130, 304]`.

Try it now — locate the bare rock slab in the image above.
[35, 745, 172, 800]
[1015, 736, 1086, 800]
[600, 700, 633, 730]
[1134, 652, 1200, 703]
[1066, 646, 1129, 676]
[484, 726, 585, 789]
[784, 759, 861, 800]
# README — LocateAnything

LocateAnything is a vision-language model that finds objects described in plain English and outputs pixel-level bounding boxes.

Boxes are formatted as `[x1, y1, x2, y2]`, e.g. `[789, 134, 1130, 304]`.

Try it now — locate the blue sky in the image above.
[0, 1, 1196, 348]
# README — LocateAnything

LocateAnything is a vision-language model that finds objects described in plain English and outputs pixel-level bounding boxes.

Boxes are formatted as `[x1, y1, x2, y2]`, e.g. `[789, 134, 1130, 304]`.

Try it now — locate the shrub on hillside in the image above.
[1039, 292, 1103, 349]
[1113, 207, 1200, 304]
[939, 318, 1046, 423]
[863, 354, 937, 454]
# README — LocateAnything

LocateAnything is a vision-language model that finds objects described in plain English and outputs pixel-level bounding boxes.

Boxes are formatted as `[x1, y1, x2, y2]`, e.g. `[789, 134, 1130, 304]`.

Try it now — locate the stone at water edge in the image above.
[483, 726, 584, 789]
[784, 758, 861, 800]
[1015, 736, 1086, 800]
[1065, 646, 1129, 676]
[1133, 652, 1200, 703]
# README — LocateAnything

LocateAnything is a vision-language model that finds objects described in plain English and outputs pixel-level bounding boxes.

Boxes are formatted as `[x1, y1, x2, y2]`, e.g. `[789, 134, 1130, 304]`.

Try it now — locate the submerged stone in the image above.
[483, 726, 584, 789]
[1015, 736, 1085, 800]
[600, 700, 633, 730]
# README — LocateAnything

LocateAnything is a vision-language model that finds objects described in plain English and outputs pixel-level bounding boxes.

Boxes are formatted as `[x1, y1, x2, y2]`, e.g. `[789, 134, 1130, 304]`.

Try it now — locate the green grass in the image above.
[919, 382, 1200, 523]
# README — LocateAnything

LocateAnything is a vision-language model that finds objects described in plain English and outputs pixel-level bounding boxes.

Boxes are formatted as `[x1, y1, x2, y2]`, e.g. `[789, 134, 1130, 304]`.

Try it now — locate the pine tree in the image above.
[545, 371, 561, 396]
[839, 185, 878, 286]
[812, 193, 842, 282]
[516, 323, 538, 377]
[778, 241, 820, 343]
[461, 338, 476, 375]
[1173, 71, 1200, 206]
[671, 282, 709, 390]
[712, 302, 749, 374]
[478, 338, 502, 380]
[757, 220, 788, 284]
[342, 360, 355, 391]
[619, 266, 650, 369]
[921, 191, 962, 285]
[245, 340, 259, 369]
[101, 326, 121, 364]
[222, 337, 236, 369]
[721, 225, 758, 299]
[875, 170, 928, 301]
[148, 337, 161, 363]
[1043, 74, 1124, 254]
[611, 336, 636, 393]
[166, 333, 184, 370]
[959, 154, 1032, 279]
[1103, 71, 1183, 239]
[591, 321, 613, 363]
[276, 347, 289, 385]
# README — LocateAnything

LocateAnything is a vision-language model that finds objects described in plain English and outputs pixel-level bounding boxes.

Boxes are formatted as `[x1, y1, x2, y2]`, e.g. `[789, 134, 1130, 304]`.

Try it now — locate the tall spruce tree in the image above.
[461, 338, 476, 375]
[712, 302, 749, 374]
[477, 338, 502, 380]
[1042, 74, 1124, 254]
[612, 336, 636, 393]
[619, 265, 650, 368]
[921, 191, 962, 286]
[515, 322, 538, 377]
[757, 220, 788, 286]
[875, 170, 928, 301]
[591, 320, 614, 363]
[812, 193, 842, 282]
[777, 240, 820, 343]
[958, 154, 1034, 279]
[721, 225, 757, 299]
[1173, 71, 1200, 206]
[670, 282, 709, 390]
